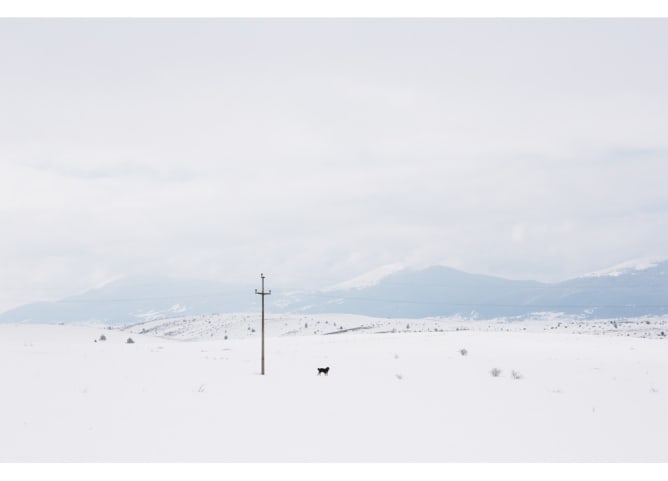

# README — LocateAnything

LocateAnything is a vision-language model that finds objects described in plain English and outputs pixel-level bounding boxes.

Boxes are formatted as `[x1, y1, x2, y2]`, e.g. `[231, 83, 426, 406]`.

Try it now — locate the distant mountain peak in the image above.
[581, 257, 666, 278]
[324, 263, 407, 291]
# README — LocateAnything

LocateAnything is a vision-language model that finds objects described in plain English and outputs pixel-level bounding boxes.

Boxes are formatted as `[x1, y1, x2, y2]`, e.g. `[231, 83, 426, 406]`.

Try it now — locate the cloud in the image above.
[1, 19, 668, 310]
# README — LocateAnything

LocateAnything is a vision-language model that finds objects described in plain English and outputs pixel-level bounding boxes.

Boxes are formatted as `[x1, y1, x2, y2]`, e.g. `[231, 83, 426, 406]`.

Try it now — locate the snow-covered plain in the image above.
[1, 314, 667, 462]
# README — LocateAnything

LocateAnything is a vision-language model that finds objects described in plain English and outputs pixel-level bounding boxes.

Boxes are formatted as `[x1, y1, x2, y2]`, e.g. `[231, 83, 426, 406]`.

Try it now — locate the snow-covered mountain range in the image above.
[0, 276, 258, 325]
[301, 260, 668, 319]
[1, 260, 667, 324]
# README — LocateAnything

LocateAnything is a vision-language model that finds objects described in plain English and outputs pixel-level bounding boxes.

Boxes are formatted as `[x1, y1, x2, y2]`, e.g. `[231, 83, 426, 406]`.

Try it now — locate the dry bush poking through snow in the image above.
[460, 348, 468, 356]
[511, 370, 523, 380]
[490, 368, 502, 377]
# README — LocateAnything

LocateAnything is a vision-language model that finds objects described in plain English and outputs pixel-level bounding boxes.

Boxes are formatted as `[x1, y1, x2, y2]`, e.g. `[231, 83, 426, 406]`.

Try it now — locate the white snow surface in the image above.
[1, 314, 667, 462]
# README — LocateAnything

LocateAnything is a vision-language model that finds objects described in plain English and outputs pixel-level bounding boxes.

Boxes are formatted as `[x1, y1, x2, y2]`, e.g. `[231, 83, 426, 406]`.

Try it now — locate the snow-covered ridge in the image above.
[581, 257, 664, 278]
[323, 262, 406, 291]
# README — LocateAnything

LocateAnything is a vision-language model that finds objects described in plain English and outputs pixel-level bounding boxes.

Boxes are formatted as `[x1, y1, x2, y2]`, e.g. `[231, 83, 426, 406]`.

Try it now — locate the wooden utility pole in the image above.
[255, 273, 271, 375]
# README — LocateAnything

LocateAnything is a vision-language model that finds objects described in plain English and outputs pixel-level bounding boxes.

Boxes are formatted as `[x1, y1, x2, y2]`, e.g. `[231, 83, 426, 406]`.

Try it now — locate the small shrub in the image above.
[511, 370, 523, 380]
[99, 335, 107, 341]
[126, 337, 135, 344]
[490, 368, 502, 377]
[459, 348, 468, 356]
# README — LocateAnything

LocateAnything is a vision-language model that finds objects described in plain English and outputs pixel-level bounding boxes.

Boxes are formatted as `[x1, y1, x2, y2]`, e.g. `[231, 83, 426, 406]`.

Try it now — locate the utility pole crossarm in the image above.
[255, 273, 271, 296]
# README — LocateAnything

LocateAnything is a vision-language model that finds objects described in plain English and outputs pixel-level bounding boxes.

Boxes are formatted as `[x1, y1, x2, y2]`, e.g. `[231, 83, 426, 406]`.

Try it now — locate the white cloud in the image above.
[1, 19, 668, 310]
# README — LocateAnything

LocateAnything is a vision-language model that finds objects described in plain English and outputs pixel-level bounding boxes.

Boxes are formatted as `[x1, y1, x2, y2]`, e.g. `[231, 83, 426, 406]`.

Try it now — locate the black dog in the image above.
[317, 367, 330, 376]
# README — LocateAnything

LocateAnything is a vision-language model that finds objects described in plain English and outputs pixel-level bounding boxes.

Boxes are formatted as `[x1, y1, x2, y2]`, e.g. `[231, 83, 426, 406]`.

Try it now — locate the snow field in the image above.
[0, 323, 666, 462]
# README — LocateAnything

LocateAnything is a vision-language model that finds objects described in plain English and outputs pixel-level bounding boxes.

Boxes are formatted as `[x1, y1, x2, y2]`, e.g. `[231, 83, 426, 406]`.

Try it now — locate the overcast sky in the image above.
[1, 18, 668, 311]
